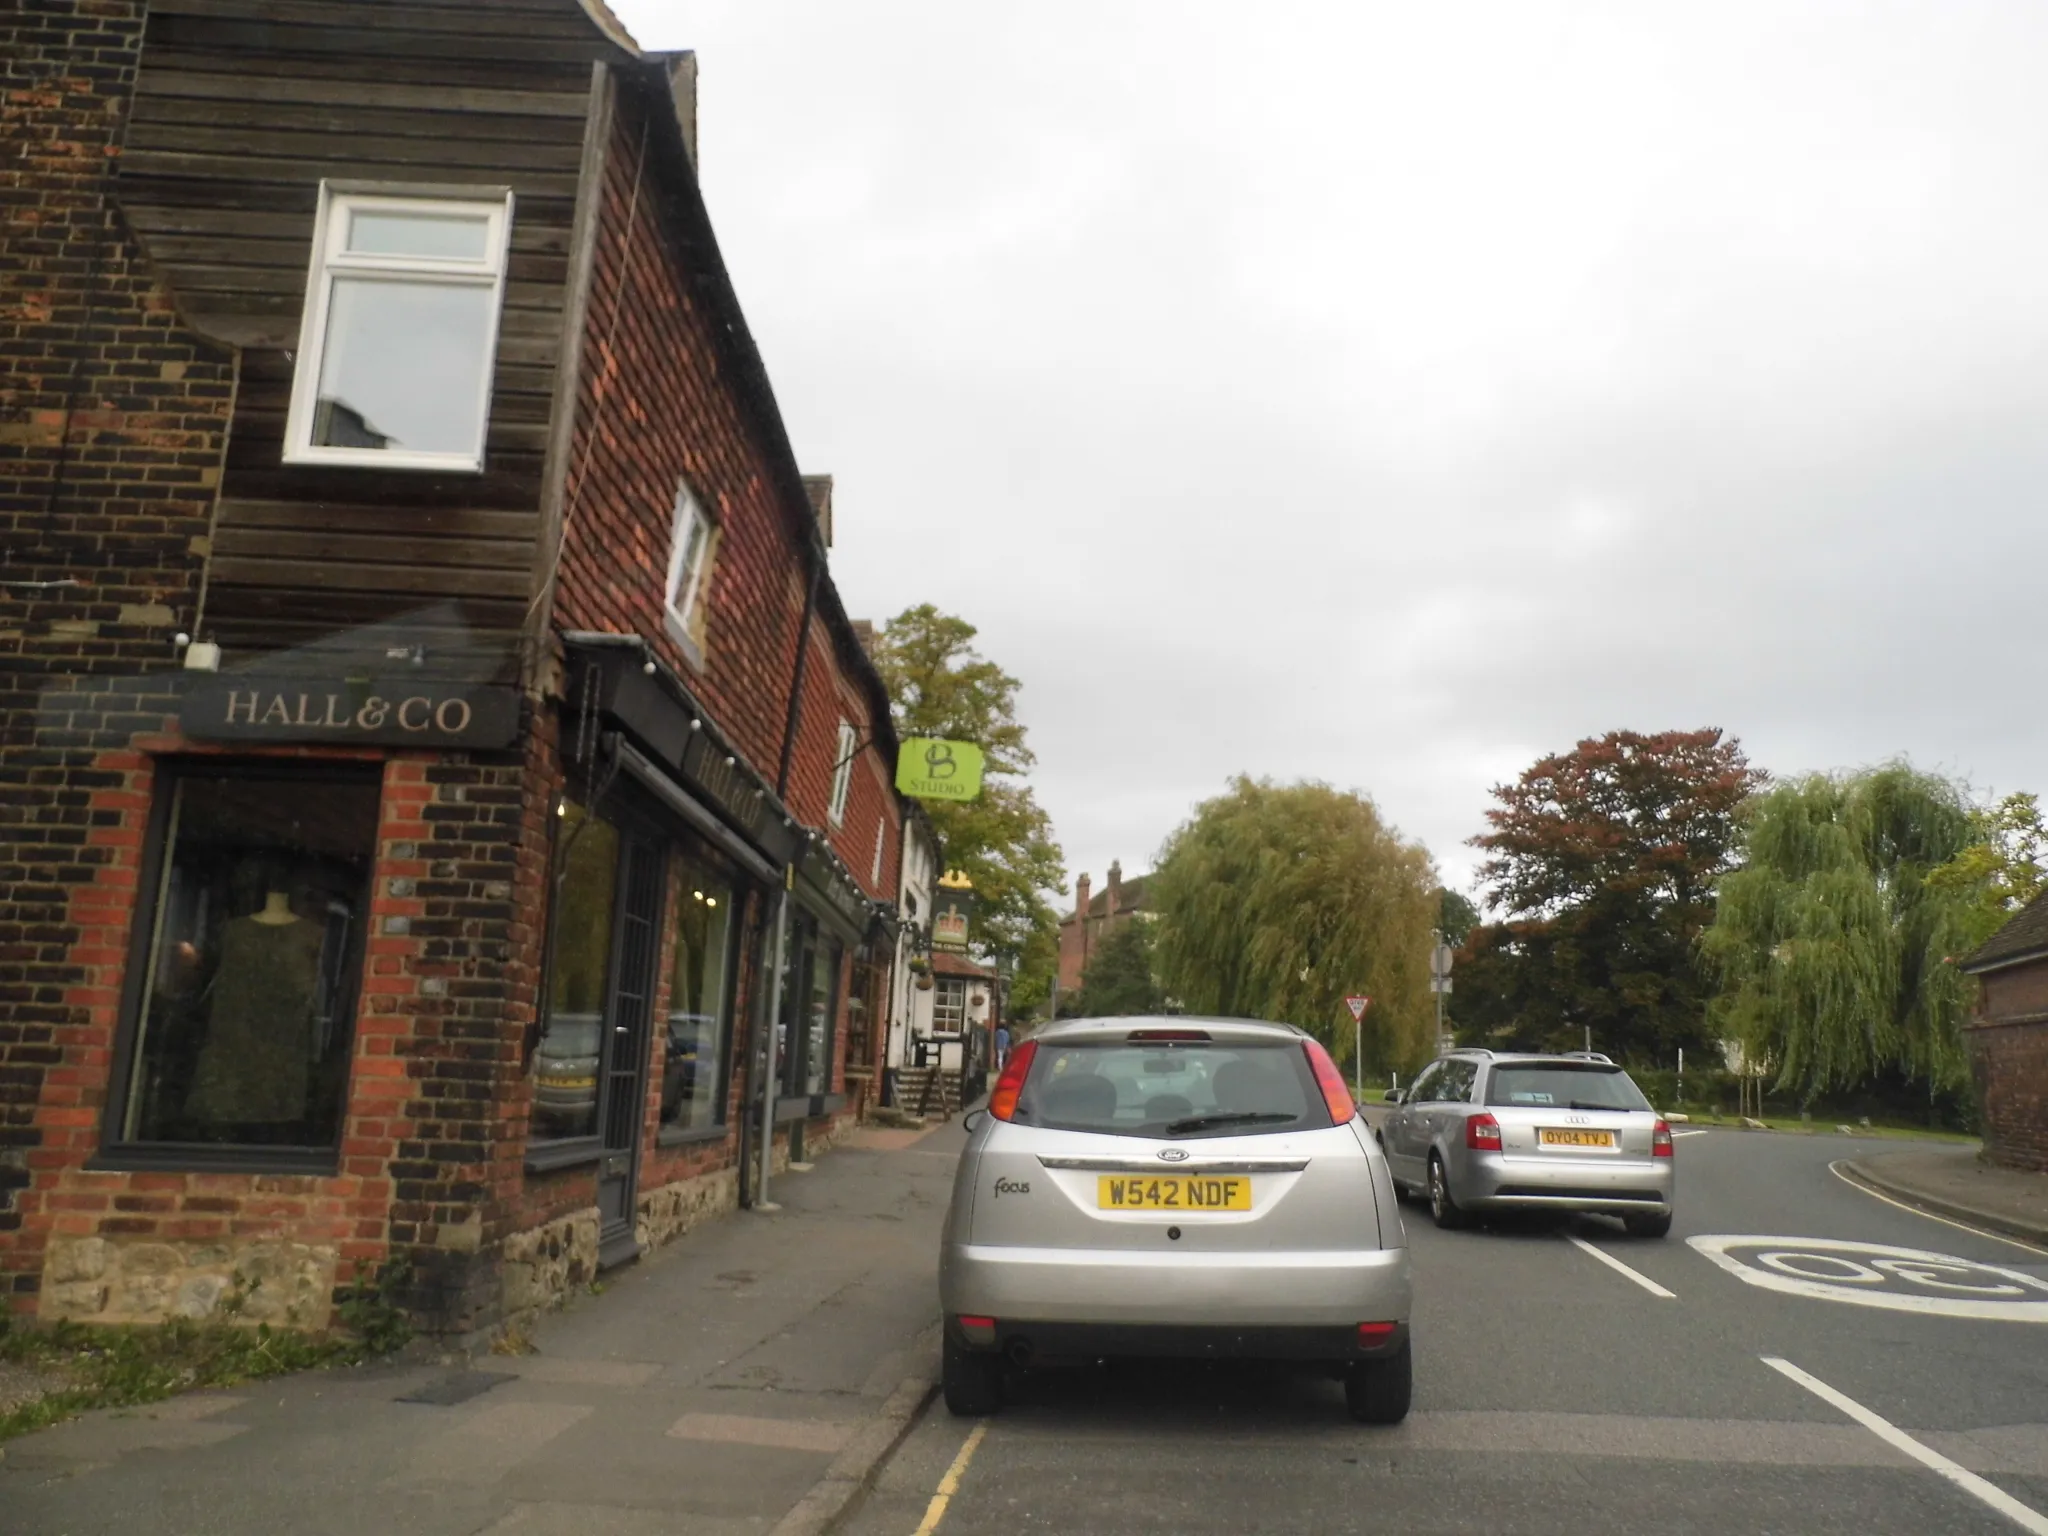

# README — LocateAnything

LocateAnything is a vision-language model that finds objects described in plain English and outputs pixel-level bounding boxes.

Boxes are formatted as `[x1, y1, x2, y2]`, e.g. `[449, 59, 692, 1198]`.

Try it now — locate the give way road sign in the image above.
[1345, 995, 1371, 1023]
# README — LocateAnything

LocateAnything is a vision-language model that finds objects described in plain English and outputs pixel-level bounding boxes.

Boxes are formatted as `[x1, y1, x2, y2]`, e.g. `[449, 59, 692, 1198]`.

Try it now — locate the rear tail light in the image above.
[1652, 1119, 1673, 1157]
[1466, 1112, 1503, 1150]
[957, 1315, 997, 1345]
[1303, 1039, 1355, 1123]
[988, 1038, 1038, 1121]
[1357, 1321, 1398, 1345]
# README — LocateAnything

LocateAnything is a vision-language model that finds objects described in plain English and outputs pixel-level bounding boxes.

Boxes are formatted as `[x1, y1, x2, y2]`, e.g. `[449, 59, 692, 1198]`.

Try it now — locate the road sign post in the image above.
[1430, 933, 1455, 1050]
[1344, 995, 1371, 1099]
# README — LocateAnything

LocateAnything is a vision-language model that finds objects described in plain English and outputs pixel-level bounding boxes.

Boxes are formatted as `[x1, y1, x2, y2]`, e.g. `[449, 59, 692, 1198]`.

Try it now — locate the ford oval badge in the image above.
[1157, 1147, 1189, 1162]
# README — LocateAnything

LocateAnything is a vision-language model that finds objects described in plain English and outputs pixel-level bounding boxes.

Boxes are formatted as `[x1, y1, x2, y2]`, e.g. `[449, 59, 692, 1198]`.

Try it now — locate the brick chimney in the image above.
[1074, 872, 1091, 921]
[1106, 860, 1123, 918]
[803, 474, 834, 548]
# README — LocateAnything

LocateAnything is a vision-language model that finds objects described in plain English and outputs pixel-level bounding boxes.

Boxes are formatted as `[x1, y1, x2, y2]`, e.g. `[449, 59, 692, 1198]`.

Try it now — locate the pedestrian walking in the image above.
[994, 1022, 1011, 1070]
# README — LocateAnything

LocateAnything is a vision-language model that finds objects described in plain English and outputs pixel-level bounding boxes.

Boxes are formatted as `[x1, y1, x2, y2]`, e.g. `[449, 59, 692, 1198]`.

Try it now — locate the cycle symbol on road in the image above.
[1689, 1235, 2048, 1321]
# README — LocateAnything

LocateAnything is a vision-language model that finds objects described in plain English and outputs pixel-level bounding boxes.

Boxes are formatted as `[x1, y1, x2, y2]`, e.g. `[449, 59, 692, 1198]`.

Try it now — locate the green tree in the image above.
[870, 606, 1065, 1013]
[1461, 729, 1761, 1062]
[1701, 764, 1986, 1098]
[1075, 918, 1161, 1017]
[1925, 791, 2047, 951]
[1150, 777, 1440, 1075]
[1437, 888, 1479, 947]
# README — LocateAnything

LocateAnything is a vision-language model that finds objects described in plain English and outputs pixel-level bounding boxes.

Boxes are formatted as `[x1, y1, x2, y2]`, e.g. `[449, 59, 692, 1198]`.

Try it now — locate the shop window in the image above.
[777, 909, 842, 1098]
[531, 801, 621, 1142]
[285, 184, 514, 471]
[110, 766, 379, 1157]
[661, 849, 739, 1133]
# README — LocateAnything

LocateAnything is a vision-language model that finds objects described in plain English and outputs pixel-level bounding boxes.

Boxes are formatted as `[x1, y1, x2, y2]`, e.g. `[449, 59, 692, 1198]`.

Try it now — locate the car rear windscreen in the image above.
[1014, 1039, 1332, 1139]
[1485, 1064, 1650, 1112]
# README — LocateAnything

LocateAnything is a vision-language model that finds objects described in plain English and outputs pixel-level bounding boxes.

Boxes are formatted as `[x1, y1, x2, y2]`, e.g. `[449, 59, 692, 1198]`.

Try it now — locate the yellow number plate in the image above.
[540, 1076, 595, 1089]
[1097, 1175, 1253, 1211]
[1539, 1128, 1615, 1148]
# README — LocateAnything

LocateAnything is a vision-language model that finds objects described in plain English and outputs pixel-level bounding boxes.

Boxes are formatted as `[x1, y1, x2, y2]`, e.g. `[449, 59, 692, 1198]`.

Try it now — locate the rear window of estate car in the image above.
[1485, 1064, 1651, 1112]
[1013, 1040, 1332, 1139]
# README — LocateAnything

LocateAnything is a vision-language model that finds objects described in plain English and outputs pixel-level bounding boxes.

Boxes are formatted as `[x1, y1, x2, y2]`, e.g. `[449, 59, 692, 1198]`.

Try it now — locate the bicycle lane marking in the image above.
[1689, 1235, 2048, 1321]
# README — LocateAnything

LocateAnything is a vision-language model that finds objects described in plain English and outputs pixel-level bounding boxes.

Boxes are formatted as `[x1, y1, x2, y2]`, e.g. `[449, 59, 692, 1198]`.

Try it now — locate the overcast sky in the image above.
[614, 1, 2048, 905]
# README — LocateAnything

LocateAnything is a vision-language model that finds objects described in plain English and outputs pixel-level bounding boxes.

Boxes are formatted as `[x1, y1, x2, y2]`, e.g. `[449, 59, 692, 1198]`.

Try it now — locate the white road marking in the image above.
[1761, 1356, 2048, 1535]
[1829, 1159, 2048, 1258]
[1692, 1235, 2048, 1321]
[1566, 1234, 1676, 1298]
[1671, 1129, 1711, 1138]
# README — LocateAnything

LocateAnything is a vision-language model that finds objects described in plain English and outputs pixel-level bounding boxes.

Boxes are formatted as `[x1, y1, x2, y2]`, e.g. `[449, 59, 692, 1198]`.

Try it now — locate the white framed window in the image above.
[664, 479, 716, 642]
[827, 719, 857, 827]
[871, 818, 885, 886]
[933, 978, 967, 1033]
[285, 183, 514, 472]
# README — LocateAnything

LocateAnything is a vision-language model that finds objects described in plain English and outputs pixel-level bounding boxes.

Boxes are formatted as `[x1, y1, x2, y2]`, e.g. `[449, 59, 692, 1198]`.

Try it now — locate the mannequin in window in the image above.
[184, 884, 328, 1133]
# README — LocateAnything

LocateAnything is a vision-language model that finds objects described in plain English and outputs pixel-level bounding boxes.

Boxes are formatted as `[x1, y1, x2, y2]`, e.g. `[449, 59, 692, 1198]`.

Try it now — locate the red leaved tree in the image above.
[1458, 729, 1763, 1063]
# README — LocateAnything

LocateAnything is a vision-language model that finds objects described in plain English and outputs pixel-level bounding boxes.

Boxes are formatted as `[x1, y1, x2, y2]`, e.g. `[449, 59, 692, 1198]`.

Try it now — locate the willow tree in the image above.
[1700, 764, 1981, 1098]
[1150, 777, 1439, 1075]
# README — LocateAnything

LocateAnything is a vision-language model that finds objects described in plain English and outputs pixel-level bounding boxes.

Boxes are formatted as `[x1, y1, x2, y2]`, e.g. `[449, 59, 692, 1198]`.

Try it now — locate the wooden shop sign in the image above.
[184, 678, 519, 749]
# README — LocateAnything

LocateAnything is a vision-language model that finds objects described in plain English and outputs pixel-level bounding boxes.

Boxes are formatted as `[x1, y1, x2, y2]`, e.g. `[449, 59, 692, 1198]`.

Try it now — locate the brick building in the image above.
[1056, 860, 1151, 999]
[1960, 892, 2048, 1173]
[2, 1, 904, 1337]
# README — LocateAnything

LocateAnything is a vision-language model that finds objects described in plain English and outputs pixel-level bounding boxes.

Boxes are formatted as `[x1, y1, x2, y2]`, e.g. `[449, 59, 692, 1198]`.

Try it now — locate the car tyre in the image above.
[1624, 1211, 1673, 1239]
[943, 1334, 1003, 1417]
[1427, 1154, 1468, 1230]
[1345, 1339, 1413, 1424]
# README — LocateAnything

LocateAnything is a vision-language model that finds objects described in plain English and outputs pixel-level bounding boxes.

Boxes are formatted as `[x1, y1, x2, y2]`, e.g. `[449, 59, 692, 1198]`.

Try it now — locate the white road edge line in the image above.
[1671, 1129, 1711, 1138]
[1761, 1356, 2048, 1535]
[1565, 1234, 1676, 1298]
[1828, 1160, 2048, 1258]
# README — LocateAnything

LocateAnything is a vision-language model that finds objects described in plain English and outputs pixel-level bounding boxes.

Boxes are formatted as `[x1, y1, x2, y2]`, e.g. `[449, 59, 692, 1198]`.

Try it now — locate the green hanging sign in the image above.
[896, 739, 985, 801]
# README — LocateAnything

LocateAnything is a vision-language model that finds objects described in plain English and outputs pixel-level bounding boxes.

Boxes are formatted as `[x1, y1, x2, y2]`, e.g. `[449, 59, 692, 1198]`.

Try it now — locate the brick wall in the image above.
[1971, 962, 2048, 1173]
[1, 1, 234, 1297]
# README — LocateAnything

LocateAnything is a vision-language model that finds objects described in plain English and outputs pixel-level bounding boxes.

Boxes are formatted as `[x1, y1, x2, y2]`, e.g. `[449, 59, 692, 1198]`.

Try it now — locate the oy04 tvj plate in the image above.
[1539, 1128, 1616, 1149]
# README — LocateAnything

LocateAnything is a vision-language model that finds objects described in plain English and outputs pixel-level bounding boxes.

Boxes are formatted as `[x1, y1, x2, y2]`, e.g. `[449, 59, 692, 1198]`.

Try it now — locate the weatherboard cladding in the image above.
[115, 0, 639, 681]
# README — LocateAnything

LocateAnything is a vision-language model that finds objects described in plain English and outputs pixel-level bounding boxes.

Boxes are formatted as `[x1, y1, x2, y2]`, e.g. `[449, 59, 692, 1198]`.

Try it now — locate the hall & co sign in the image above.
[183, 678, 520, 749]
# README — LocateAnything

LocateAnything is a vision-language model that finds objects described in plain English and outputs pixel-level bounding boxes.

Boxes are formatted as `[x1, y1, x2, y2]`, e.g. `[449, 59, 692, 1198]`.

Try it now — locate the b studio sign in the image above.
[185, 678, 520, 749]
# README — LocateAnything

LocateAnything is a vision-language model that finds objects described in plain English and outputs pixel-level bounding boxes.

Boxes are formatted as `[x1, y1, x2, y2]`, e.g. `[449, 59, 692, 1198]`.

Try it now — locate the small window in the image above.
[111, 765, 379, 1156]
[285, 184, 513, 471]
[664, 480, 716, 643]
[827, 719, 857, 827]
[870, 819, 885, 886]
[932, 977, 967, 1033]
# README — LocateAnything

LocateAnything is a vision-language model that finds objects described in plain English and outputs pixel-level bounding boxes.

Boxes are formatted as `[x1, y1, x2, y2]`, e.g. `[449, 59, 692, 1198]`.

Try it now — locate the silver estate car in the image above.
[1378, 1049, 1674, 1236]
[939, 1017, 1413, 1423]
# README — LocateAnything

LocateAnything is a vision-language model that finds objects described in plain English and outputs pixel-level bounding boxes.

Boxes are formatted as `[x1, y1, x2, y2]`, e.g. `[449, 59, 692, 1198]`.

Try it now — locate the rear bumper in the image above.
[952, 1317, 1409, 1365]
[1460, 1152, 1673, 1213]
[940, 1242, 1411, 1330]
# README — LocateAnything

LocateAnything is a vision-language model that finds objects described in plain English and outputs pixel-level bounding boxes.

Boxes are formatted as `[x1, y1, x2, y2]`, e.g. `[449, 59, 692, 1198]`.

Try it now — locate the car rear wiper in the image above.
[1164, 1111, 1298, 1135]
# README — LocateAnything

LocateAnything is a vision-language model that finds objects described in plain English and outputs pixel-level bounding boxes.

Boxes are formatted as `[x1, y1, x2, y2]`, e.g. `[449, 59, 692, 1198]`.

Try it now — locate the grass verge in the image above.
[1674, 1109, 1974, 1142]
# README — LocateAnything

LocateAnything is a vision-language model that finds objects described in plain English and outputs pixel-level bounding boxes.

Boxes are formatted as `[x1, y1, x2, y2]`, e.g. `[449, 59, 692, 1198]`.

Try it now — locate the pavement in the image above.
[1844, 1145, 2048, 1246]
[0, 1118, 967, 1536]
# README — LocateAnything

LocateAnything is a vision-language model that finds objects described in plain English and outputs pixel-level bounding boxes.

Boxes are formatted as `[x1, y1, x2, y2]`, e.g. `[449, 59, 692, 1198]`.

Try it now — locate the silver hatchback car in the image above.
[1378, 1050, 1674, 1236]
[939, 1017, 1413, 1423]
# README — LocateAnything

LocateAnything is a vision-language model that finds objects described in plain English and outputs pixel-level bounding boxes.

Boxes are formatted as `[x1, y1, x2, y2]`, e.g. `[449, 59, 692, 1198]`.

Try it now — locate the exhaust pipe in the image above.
[1005, 1337, 1035, 1368]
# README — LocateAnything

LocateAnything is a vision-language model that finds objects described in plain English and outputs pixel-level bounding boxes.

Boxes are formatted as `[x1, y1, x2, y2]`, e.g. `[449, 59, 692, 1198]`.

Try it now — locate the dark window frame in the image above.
[93, 757, 384, 1175]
